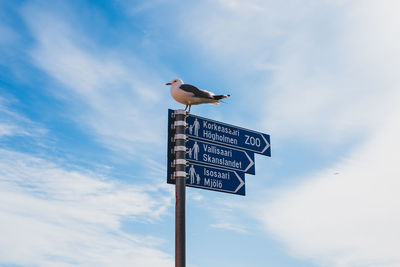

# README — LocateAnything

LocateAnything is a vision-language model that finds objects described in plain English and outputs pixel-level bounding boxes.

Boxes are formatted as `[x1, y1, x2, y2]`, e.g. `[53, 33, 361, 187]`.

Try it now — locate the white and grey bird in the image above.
[166, 78, 230, 113]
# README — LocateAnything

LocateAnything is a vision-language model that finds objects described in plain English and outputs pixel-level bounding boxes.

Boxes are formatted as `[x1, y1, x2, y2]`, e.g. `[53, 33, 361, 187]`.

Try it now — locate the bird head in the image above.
[165, 78, 183, 86]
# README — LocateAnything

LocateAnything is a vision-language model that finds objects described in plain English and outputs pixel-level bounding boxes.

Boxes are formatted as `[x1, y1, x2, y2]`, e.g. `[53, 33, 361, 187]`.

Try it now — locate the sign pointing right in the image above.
[186, 163, 245, 196]
[186, 114, 271, 156]
[186, 139, 255, 175]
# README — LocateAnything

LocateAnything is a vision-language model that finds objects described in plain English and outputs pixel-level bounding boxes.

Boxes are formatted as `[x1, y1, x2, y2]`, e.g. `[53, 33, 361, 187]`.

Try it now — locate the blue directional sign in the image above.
[168, 162, 245, 196]
[186, 163, 245, 195]
[186, 139, 255, 175]
[167, 109, 272, 196]
[186, 114, 271, 156]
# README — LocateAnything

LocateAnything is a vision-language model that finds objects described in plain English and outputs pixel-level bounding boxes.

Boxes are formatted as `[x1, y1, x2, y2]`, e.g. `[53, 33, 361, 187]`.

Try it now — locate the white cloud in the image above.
[210, 222, 247, 234]
[0, 148, 173, 266]
[258, 108, 400, 266]
[0, 96, 46, 138]
[248, 1, 400, 266]
[262, 0, 400, 142]
[194, 195, 250, 234]
[120, 0, 169, 14]
[178, 0, 341, 69]
[189, 192, 204, 202]
[176, 0, 400, 266]
[21, 3, 170, 155]
[10, 1, 400, 265]
[178, 0, 399, 142]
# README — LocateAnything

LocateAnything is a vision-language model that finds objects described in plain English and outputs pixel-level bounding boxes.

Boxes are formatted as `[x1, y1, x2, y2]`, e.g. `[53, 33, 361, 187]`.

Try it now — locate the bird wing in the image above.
[179, 84, 214, 99]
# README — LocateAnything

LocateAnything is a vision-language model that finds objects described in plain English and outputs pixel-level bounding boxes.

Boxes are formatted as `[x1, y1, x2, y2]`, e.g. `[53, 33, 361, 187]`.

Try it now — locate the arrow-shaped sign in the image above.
[186, 113, 271, 156]
[186, 139, 255, 175]
[186, 163, 245, 195]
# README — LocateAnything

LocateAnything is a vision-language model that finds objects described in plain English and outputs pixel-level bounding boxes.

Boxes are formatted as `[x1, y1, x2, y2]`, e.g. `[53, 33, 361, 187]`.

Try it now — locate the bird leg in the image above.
[188, 105, 191, 113]
[184, 105, 188, 111]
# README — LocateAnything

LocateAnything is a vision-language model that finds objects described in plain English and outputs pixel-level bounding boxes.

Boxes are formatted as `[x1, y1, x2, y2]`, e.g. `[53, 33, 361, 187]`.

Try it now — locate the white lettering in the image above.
[244, 135, 261, 147]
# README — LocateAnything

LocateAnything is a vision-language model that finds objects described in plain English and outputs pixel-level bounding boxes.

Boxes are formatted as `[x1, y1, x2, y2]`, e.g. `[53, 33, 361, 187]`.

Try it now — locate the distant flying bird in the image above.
[166, 78, 230, 113]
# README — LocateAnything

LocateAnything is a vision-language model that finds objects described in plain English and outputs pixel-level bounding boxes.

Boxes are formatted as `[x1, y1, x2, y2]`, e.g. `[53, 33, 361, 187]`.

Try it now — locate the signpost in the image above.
[167, 109, 271, 267]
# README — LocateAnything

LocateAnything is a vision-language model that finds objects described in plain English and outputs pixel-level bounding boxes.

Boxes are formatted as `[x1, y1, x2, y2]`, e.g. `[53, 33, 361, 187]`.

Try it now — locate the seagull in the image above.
[166, 78, 230, 113]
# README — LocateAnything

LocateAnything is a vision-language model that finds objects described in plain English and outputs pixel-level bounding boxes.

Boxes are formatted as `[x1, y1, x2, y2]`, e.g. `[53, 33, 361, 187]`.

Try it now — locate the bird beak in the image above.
[165, 82, 172, 85]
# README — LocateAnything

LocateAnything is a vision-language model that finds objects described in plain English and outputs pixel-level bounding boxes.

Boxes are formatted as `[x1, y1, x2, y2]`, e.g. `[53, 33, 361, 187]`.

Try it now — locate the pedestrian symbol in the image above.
[192, 141, 199, 160]
[189, 164, 196, 184]
[192, 118, 200, 137]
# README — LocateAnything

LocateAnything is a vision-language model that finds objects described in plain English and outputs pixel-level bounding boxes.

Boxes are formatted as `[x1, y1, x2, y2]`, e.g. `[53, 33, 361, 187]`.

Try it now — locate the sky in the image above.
[1, 0, 400, 266]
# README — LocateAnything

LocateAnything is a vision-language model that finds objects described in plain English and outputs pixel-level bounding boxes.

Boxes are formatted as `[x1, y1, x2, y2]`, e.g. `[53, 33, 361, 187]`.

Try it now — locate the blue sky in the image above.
[1, 0, 400, 266]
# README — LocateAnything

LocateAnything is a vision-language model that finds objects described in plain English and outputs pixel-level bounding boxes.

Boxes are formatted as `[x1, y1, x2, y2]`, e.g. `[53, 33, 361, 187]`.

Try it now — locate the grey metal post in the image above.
[172, 109, 187, 267]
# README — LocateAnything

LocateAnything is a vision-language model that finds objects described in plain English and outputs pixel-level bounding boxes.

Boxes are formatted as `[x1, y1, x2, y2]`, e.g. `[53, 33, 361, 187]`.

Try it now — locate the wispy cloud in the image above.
[0, 95, 46, 138]
[5, 0, 400, 266]
[21, 2, 171, 156]
[261, 0, 400, 142]
[210, 222, 247, 234]
[0, 148, 173, 266]
[193, 195, 250, 234]
[175, 0, 400, 266]
[258, 108, 400, 266]
[246, 1, 400, 266]
[176, 0, 399, 142]
[0, 41, 173, 265]
[176, 0, 334, 71]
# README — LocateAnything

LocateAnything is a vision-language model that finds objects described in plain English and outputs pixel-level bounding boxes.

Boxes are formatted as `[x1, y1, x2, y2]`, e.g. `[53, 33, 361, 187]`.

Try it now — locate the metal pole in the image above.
[172, 109, 187, 267]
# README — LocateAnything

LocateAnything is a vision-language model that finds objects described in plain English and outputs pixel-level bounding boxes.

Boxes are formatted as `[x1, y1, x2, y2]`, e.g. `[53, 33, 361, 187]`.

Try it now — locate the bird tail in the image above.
[213, 94, 230, 100]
